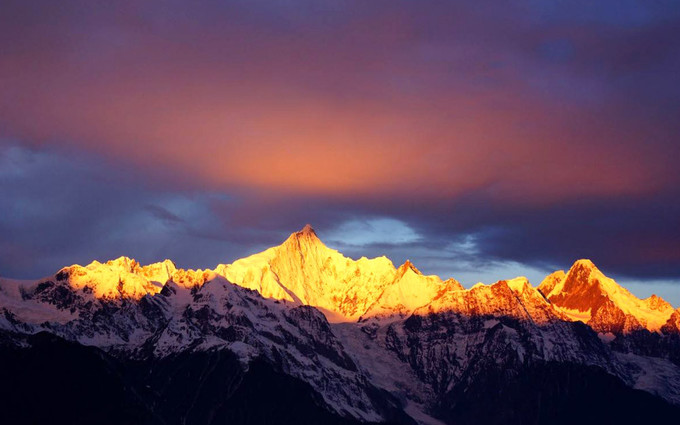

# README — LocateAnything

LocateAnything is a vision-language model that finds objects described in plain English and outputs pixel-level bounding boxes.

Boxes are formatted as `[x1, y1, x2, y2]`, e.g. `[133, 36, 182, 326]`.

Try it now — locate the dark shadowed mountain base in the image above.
[439, 361, 680, 425]
[0, 332, 405, 425]
[1, 332, 678, 425]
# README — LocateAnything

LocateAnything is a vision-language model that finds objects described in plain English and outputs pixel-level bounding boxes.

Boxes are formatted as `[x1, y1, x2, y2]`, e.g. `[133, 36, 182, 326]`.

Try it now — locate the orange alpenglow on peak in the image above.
[572, 258, 597, 269]
[290, 224, 319, 241]
[538, 259, 677, 334]
[396, 260, 422, 276]
[361, 259, 462, 320]
[4, 229, 676, 335]
[280, 224, 324, 250]
[299, 223, 316, 235]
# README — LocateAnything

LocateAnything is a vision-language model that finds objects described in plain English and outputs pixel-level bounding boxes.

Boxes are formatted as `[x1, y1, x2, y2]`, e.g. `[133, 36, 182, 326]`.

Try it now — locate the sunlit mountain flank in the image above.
[1, 227, 679, 424]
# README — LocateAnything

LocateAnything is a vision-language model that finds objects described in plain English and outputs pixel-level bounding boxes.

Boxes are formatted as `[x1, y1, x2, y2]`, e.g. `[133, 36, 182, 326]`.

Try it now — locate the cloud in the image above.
[1, 0, 678, 200]
[143, 205, 185, 225]
[0, 1, 678, 303]
[0, 143, 244, 275]
[324, 218, 422, 247]
[1, 140, 679, 308]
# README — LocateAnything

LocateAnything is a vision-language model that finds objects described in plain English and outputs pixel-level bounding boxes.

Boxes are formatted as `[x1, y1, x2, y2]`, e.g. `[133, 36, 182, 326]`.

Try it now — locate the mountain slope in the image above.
[361, 261, 463, 320]
[538, 259, 675, 333]
[0, 332, 409, 425]
[216, 225, 398, 321]
[1, 226, 679, 424]
[217, 225, 466, 322]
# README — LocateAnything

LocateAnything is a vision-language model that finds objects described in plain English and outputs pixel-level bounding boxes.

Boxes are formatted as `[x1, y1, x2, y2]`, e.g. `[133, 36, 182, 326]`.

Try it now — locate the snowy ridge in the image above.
[538, 259, 676, 333]
[1, 226, 680, 423]
[215, 225, 399, 321]
[2, 228, 674, 333]
[361, 261, 463, 320]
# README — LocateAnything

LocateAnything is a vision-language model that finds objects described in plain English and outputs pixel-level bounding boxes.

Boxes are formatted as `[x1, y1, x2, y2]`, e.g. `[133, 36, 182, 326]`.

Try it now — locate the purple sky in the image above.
[1, 1, 679, 304]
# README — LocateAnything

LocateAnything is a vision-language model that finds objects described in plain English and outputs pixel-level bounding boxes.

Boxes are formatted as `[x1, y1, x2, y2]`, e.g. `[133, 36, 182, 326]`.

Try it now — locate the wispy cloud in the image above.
[0, 1, 678, 303]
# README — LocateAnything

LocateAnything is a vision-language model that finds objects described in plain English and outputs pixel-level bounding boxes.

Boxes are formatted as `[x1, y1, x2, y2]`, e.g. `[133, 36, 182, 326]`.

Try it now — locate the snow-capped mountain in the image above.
[538, 259, 677, 334]
[216, 225, 400, 321]
[1, 226, 679, 425]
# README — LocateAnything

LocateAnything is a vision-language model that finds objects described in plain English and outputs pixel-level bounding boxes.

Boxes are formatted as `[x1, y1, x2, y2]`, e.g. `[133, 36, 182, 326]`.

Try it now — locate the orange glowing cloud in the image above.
[0, 0, 676, 205]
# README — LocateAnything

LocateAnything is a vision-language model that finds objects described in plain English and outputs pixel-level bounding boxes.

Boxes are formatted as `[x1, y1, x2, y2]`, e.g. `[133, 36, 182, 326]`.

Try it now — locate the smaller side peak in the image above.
[571, 259, 597, 271]
[548, 269, 566, 278]
[108, 255, 136, 263]
[537, 269, 566, 298]
[443, 277, 465, 291]
[143, 259, 178, 273]
[158, 258, 177, 269]
[661, 309, 680, 334]
[81, 256, 137, 271]
[504, 277, 534, 294]
[397, 260, 422, 276]
[507, 276, 530, 285]
[646, 293, 673, 311]
[488, 279, 517, 294]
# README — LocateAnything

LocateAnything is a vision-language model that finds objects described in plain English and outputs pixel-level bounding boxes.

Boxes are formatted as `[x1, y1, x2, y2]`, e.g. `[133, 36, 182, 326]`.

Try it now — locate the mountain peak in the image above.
[570, 259, 599, 273]
[646, 294, 673, 311]
[505, 276, 531, 294]
[277, 225, 326, 255]
[560, 259, 607, 292]
[220, 224, 398, 321]
[396, 260, 421, 277]
[541, 259, 675, 333]
[286, 224, 323, 245]
[300, 223, 316, 235]
[104, 256, 140, 271]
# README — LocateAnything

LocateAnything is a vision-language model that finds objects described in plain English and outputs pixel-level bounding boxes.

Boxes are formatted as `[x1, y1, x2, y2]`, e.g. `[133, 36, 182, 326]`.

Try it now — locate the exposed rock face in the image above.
[538, 259, 676, 333]
[216, 225, 399, 321]
[361, 260, 463, 320]
[661, 308, 680, 333]
[1, 226, 679, 424]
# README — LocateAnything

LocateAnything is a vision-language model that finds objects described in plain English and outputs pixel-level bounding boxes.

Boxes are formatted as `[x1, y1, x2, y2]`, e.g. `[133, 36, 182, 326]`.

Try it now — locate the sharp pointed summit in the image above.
[299, 223, 316, 235]
[282, 224, 325, 250]
[289, 223, 319, 241]
[218, 225, 398, 321]
[362, 259, 459, 320]
[396, 259, 422, 277]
